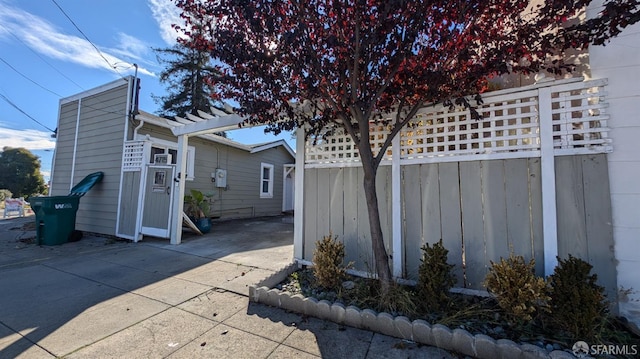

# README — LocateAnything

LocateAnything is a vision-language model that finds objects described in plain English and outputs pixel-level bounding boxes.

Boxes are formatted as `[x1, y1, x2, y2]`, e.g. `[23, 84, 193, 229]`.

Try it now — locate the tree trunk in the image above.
[361, 159, 393, 295]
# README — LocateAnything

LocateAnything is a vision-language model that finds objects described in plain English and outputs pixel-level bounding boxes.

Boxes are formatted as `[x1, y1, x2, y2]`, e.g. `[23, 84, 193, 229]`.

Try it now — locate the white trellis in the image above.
[305, 77, 610, 168]
[122, 140, 145, 172]
[167, 108, 249, 245]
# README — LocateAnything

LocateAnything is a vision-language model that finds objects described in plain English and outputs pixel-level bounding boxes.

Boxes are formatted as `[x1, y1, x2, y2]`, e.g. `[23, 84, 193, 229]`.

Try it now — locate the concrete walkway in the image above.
[0, 215, 455, 358]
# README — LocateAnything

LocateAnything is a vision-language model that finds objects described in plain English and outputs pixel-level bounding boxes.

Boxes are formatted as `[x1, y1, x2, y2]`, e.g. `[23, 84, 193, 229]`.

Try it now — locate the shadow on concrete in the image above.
[0, 215, 293, 358]
[243, 301, 456, 359]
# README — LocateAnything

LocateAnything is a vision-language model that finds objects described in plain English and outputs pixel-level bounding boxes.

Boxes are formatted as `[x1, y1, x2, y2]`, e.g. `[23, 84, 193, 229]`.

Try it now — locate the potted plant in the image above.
[184, 189, 213, 234]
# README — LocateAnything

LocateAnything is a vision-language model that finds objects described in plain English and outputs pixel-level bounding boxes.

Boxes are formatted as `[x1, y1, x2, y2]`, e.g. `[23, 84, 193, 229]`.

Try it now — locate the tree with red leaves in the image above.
[174, 0, 639, 295]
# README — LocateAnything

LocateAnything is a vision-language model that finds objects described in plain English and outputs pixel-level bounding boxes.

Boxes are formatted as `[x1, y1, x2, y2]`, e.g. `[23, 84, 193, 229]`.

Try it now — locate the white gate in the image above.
[140, 165, 175, 238]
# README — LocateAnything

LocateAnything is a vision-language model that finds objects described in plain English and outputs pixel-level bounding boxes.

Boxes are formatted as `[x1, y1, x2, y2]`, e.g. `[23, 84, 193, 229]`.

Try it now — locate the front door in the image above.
[283, 166, 295, 212]
[141, 165, 175, 238]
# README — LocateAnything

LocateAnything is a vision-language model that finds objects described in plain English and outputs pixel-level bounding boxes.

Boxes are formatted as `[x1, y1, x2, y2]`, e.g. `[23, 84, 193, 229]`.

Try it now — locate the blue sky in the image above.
[0, 0, 293, 182]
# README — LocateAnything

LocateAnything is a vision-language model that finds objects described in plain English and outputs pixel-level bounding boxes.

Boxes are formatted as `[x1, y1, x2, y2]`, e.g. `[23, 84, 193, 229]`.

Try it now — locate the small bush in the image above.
[313, 234, 348, 290]
[547, 255, 609, 341]
[347, 278, 417, 317]
[416, 239, 456, 312]
[485, 254, 549, 325]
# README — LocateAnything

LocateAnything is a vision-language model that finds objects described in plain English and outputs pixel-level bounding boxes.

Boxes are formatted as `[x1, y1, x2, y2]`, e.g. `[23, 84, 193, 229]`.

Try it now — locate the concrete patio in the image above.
[0, 214, 455, 358]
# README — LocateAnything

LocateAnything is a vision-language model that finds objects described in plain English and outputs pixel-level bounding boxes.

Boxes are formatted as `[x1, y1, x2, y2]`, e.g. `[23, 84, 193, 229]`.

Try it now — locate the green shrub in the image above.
[416, 239, 456, 312]
[313, 234, 348, 290]
[547, 255, 609, 341]
[484, 254, 549, 325]
[347, 278, 416, 317]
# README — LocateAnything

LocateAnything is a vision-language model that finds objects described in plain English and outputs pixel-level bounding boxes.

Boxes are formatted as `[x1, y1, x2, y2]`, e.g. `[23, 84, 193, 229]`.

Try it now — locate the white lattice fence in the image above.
[304, 124, 393, 165]
[122, 140, 145, 171]
[304, 78, 611, 167]
[401, 90, 540, 161]
[551, 80, 611, 154]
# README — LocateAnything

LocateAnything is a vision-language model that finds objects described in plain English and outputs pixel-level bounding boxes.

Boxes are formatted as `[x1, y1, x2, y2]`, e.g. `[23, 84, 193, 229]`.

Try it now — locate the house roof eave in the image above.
[249, 139, 296, 159]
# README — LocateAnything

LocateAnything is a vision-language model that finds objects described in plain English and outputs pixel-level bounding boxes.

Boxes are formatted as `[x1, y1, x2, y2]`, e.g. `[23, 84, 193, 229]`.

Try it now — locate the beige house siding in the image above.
[216, 144, 292, 218]
[137, 122, 294, 220]
[50, 79, 130, 236]
[51, 78, 294, 240]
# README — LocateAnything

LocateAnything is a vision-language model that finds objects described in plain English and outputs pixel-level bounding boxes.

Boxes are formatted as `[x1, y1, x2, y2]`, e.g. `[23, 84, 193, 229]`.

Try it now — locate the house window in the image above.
[260, 163, 274, 198]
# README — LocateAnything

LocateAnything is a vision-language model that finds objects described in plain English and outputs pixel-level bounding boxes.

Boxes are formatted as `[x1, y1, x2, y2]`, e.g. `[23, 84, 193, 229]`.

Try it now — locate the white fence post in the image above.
[170, 134, 189, 245]
[294, 127, 306, 260]
[392, 134, 402, 278]
[538, 87, 559, 276]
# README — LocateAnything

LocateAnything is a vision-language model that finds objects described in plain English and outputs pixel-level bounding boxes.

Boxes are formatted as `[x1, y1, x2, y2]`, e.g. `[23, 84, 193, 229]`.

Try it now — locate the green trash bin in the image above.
[29, 171, 104, 246]
[30, 196, 81, 245]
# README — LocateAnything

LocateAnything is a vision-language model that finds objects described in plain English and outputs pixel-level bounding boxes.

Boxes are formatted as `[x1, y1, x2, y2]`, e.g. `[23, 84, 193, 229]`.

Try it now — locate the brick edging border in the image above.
[249, 263, 576, 359]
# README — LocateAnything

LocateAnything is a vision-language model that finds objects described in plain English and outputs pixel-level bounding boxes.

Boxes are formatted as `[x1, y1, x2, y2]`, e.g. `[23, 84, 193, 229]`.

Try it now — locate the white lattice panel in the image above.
[305, 125, 392, 165]
[304, 79, 611, 167]
[551, 82, 611, 154]
[401, 94, 540, 160]
[122, 141, 145, 171]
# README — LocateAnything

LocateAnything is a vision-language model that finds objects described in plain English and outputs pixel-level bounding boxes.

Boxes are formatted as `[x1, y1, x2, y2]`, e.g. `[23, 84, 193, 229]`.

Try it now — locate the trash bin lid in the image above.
[69, 172, 104, 197]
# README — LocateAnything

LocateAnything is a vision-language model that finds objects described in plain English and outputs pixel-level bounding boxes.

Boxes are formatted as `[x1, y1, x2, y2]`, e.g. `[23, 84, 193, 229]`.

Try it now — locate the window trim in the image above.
[260, 162, 274, 198]
[138, 135, 196, 181]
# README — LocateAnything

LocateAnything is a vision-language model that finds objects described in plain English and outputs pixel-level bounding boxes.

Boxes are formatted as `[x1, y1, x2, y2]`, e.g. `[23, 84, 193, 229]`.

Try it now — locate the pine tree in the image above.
[153, 43, 227, 137]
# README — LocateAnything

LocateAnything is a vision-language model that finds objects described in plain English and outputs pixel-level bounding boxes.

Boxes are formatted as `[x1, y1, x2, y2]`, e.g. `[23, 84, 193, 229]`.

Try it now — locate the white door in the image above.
[283, 166, 295, 212]
[141, 165, 175, 238]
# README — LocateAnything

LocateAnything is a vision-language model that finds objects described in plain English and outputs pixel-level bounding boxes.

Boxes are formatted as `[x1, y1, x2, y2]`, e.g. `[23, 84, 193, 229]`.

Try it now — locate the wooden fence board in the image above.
[317, 169, 331, 239]
[528, 158, 545, 276]
[420, 163, 443, 273]
[460, 161, 486, 288]
[555, 156, 588, 260]
[482, 161, 510, 269]
[418, 164, 442, 277]
[329, 168, 345, 241]
[343, 167, 360, 269]
[304, 168, 318, 261]
[377, 166, 393, 263]
[403, 165, 424, 280]
[438, 162, 464, 287]
[582, 154, 617, 299]
[505, 159, 533, 259]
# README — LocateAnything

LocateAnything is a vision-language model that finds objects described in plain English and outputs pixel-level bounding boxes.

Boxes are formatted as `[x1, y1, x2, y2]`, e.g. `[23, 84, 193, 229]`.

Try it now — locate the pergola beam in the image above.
[170, 113, 246, 137]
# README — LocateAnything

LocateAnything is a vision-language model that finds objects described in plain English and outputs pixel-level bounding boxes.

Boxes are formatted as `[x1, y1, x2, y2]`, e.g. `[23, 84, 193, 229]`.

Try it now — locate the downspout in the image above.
[130, 65, 144, 138]
[133, 117, 144, 137]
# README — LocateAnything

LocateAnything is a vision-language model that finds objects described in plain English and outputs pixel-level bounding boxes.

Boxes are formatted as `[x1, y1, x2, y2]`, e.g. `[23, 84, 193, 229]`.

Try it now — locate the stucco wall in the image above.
[587, 2, 640, 325]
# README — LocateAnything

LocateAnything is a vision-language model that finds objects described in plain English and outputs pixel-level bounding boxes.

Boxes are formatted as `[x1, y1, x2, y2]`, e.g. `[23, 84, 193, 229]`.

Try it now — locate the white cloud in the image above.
[116, 32, 150, 56]
[148, 0, 185, 45]
[0, 127, 55, 151]
[0, 3, 155, 77]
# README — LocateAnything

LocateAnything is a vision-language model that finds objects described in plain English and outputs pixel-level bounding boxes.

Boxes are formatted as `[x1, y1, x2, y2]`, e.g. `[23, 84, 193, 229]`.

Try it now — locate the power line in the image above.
[0, 56, 127, 119]
[50, 0, 125, 78]
[0, 23, 85, 91]
[0, 57, 63, 97]
[0, 92, 56, 133]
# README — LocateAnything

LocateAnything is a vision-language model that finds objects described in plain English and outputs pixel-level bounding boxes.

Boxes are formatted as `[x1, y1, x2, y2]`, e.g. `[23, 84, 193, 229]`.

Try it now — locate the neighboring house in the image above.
[49, 78, 295, 242]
